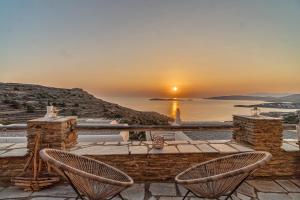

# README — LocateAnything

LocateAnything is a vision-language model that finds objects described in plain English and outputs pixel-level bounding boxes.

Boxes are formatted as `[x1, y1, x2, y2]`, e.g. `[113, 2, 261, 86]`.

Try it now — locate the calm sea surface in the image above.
[100, 97, 297, 121]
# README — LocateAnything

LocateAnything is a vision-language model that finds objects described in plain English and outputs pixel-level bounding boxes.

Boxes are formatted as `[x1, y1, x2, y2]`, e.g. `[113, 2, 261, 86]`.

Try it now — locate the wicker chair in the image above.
[175, 151, 272, 200]
[40, 149, 134, 200]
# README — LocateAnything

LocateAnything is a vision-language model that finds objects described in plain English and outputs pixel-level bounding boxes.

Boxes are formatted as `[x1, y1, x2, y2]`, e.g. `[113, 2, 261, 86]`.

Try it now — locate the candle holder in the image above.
[153, 135, 164, 149]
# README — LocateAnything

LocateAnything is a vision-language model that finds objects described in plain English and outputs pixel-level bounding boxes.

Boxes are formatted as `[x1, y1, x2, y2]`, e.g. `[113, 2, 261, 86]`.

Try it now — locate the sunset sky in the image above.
[1, 0, 300, 97]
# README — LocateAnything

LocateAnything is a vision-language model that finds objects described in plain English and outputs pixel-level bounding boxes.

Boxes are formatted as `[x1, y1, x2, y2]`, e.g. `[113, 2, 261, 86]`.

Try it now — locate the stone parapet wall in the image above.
[90, 153, 226, 182]
[0, 140, 300, 186]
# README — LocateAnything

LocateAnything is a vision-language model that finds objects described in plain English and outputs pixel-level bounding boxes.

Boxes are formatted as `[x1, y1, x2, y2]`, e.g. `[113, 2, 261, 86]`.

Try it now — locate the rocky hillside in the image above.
[207, 94, 300, 103]
[0, 83, 172, 125]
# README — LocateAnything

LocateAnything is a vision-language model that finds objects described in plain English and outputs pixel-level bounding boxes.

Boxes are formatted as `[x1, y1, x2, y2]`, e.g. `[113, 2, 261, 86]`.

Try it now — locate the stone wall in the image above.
[0, 155, 29, 185]
[1, 115, 300, 186]
[90, 153, 227, 182]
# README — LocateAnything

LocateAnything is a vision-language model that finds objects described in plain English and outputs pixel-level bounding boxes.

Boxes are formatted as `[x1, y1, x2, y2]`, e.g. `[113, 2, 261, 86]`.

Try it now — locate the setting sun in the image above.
[172, 86, 178, 92]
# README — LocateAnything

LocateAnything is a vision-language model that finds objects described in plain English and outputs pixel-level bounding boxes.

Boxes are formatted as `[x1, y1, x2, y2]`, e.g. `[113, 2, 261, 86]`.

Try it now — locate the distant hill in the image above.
[0, 83, 171, 125]
[276, 94, 300, 103]
[207, 94, 300, 103]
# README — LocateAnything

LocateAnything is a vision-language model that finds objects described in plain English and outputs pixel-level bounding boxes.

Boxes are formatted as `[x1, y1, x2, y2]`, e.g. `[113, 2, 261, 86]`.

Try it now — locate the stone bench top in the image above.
[68, 140, 255, 156]
[0, 140, 256, 157]
[28, 116, 77, 123]
[1, 139, 298, 157]
[0, 143, 27, 158]
[282, 139, 299, 152]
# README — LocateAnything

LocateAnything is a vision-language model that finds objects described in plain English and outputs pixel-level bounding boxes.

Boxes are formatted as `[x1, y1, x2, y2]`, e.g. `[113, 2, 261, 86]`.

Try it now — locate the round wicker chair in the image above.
[175, 151, 272, 200]
[40, 148, 134, 200]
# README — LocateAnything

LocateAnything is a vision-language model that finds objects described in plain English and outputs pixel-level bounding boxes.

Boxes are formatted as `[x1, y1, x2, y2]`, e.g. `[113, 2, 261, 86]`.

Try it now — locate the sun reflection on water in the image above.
[170, 100, 180, 119]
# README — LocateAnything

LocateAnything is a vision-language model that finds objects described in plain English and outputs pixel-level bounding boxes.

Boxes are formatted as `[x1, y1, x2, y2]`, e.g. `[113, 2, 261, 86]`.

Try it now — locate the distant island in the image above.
[149, 98, 193, 101]
[0, 83, 171, 125]
[207, 94, 300, 109]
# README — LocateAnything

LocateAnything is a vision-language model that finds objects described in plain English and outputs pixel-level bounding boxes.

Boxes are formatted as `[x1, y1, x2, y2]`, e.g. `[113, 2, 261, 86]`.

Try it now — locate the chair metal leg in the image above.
[182, 190, 190, 200]
[224, 174, 250, 200]
[108, 193, 125, 200]
[118, 193, 125, 200]
[62, 171, 85, 200]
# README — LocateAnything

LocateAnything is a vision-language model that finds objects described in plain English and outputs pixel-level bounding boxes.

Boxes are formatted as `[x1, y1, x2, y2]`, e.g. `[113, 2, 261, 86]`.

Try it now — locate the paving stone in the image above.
[196, 144, 218, 152]
[0, 148, 28, 157]
[131, 141, 141, 145]
[31, 197, 66, 200]
[229, 143, 253, 152]
[121, 183, 145, 200]
[291, 179, 300, 188]
[257, 192, 292, 200]
[282, 143, 299, 151]
[0, 143, 14, 149]
[71, 145, 128, 155]
[165, 141, 189, 145]
[209, 144, 238, 153]
[149, 183, 176, 196]
[177, 184, 194, 197]
[0, 150, 5, 155]
[0, 186, 32, 199]
[111, 197, 122, 200]
[237, 192, 251, 200]
[104, 141, 120, 145]
[208, 140, 230, 143]
[31, 185, 76, 197]
[159, 197, 182, 200]
[96, 142, 104, 145]
[129, 146, 148, 154]
[237, 182, 256, 197]
[149, 146, 178, 154]
[229, 194, 240, 200]
[287, 142, 299, 147]
[143, 141, 153, 145]
[276, 180, 300, 192]
[7, 143, 27, 149]
[177, 145, 200, 153]
[76, 142, 93, 146]
[120, 141, 131, 145]
[288, 193, 300, 200]
[247, 180, 286, 193]
[189, 140, 208, 144]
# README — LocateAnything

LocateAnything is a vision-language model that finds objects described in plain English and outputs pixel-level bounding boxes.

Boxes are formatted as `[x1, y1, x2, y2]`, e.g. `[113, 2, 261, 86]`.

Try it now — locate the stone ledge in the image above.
[0, 140, 254, 157]
[233, 115, 282, 121]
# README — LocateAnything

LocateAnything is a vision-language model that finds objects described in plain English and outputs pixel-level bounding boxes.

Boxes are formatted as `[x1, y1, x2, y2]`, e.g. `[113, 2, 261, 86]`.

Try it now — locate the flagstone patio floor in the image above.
[0, 178, 300, 200]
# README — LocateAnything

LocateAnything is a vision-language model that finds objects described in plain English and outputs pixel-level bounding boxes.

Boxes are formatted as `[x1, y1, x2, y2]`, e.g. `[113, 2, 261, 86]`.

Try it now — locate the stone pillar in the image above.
[233, 115, 283, 151]
[27, 116, 78, 150]
[297, 110, 300, 146]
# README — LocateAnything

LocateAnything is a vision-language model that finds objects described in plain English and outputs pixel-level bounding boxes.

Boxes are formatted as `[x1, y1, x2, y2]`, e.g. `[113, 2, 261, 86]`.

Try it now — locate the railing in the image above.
[0, 122, 296, 132]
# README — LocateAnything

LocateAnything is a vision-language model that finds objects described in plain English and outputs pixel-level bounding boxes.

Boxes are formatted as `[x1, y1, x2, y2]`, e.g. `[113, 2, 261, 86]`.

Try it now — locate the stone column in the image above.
[27, 116, 78, 150]
[233, 115, 283, 152]
[297, 111, 300, 144]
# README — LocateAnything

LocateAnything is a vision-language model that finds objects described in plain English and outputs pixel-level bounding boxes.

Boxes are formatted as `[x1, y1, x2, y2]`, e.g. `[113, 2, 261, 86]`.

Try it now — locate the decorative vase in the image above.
[44, 106, 58, 119]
